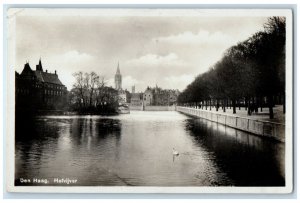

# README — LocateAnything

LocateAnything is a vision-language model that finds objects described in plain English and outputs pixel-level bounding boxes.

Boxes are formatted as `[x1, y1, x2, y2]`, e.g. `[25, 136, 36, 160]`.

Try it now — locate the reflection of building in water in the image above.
[15, 59, 68, 111]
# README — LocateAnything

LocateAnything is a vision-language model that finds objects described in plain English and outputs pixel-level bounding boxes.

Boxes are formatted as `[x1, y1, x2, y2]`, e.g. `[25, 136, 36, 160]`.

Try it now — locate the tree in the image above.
[72, 71, 85, 108]
[70, 71, 118, 114]
[178, 16, 286, 119]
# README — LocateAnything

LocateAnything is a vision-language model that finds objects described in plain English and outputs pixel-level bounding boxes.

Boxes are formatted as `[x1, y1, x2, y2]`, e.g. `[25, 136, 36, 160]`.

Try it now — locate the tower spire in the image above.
[116, 61, 120, 74]
[115, 61, 122, 90]
[38, 57, 43, 71]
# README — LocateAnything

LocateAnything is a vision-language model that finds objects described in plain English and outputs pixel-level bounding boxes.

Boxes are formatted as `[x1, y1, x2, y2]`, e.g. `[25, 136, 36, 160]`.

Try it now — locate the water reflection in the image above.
[185, 118, 285, 186]
[15, 116, 122, 186]
[15, 112, 284, 186]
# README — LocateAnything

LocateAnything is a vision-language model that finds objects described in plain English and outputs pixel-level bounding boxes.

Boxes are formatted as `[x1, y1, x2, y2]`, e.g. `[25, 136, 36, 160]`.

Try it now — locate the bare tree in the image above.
[89, 72, 99, 107]
[72, 71, 85, 108]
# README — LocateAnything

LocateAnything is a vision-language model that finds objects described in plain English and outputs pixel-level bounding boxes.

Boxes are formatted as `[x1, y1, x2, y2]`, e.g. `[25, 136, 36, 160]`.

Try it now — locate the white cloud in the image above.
[122, 76, 142, 90]
[106, 76, 143, 92]
[164, 74, 195, 91]
[15, 16, 267, 92]
[126, 53, 187, 68]
[39, 50, 95, 90]
[120, 53, 197, 92]
[154, 30, 236, 47]
[61, 50, 93, 63]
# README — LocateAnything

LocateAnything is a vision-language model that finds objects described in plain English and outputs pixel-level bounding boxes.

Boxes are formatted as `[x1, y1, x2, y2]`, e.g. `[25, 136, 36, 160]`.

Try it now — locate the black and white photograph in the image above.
[6, 8, 293, 193]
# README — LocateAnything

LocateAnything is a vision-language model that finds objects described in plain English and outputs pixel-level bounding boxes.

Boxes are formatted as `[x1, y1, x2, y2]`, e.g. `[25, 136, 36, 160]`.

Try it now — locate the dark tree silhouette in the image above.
[178, 17, 286, 119]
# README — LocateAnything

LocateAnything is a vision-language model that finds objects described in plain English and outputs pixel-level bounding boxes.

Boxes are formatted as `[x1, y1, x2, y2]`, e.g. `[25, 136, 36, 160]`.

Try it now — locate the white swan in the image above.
[173, 148, 179, 156]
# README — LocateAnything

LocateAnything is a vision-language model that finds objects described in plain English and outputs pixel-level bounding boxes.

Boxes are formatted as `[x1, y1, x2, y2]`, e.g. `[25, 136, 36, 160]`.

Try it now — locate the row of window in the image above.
[30, 83, 64, 90]
[44, 97, 54, 103]
[17, 88, 64, 97]
[17, 89, 30, 95]
[45, 83, 64, 90]
[44, 89, 64, 96]
[34, 84, 42, 88]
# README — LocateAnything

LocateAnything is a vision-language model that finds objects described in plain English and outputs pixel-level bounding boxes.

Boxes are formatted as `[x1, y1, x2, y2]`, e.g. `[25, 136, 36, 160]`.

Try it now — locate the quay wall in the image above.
[177, 106, 285, 142]
[129, 105, 176, 111]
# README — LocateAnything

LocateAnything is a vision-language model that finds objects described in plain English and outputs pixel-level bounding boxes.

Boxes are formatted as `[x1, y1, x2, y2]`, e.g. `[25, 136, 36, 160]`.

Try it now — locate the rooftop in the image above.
[20, 61, 64, 86]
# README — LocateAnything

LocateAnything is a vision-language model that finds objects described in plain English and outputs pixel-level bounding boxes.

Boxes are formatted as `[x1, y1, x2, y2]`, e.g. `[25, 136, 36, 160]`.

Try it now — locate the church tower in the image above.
[115, 62, 122, 90]
[36, 58, 44, 71]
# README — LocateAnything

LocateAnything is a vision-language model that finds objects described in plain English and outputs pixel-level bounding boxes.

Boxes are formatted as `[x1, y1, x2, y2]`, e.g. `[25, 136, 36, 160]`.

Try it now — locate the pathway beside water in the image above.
[183, 105, 285, 124]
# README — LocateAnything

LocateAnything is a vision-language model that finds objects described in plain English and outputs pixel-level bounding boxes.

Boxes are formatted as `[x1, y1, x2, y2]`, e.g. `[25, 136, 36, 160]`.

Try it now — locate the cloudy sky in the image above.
[14, 10, 268, 92]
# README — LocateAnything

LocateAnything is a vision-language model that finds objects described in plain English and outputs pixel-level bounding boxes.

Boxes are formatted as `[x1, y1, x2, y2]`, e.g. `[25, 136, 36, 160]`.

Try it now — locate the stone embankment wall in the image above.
[129, 105, 176, 111]
[177, 106, 285, 142]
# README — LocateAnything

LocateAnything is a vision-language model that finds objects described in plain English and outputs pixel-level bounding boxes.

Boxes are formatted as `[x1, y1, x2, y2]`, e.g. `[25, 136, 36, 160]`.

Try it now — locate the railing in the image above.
[177, 106, 285, 142]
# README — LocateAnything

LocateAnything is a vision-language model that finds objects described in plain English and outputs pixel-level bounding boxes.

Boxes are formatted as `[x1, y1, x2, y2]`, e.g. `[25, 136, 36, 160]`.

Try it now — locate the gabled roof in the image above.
[34, 71, 63, 85]
[19, 61, 64, 86]
[34, 71, 44, 82]
[21, 63, 34, 75]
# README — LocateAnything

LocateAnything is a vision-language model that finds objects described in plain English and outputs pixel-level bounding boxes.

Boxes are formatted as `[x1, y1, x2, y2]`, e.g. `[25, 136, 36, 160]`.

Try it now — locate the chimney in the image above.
[46, 70, 48, 73]
[55, 70, 57, 75]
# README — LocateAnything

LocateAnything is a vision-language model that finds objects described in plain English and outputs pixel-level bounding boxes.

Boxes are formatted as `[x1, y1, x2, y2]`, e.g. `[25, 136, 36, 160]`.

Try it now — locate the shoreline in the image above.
[177, 106, 285, 142]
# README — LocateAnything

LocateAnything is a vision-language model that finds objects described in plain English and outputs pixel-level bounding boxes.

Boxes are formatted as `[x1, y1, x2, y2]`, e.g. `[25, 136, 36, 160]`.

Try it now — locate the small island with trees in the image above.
[69, 71, 120, 115]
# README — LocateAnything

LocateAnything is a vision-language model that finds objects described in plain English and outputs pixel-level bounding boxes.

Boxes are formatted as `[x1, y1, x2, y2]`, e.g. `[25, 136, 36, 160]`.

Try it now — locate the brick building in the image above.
[131, 93, 143, 106]
[130, 85, 180, 106]
[15, 59, 68, 112]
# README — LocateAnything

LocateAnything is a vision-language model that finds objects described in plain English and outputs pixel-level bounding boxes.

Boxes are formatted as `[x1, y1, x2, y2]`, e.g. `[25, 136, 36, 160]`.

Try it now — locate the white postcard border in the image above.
[5, 8, 294, 194]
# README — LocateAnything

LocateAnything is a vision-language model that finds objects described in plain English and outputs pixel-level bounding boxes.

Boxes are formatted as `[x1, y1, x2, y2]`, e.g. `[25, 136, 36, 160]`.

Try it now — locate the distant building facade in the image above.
[130, 85, 180, 106]
[130, 93, 143, 106]
[143, 87, 154, 106]
[15, 59, 68, 112]
[113, 65, 179, 106]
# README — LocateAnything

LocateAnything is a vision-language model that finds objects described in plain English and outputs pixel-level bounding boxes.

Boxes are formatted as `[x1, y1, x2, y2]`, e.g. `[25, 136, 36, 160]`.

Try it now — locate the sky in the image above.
[13, 10, 269, 92]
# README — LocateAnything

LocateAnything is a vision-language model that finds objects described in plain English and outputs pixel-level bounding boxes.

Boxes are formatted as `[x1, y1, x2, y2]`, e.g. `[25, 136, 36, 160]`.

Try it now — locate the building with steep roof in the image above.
[143, 87, 154, 106]
[15, 59, 68, 112]
[139, 86, 179, 106]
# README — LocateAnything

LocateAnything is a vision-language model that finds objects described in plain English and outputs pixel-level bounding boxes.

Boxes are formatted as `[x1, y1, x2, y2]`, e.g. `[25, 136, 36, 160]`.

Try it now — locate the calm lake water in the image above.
[15, 111, 285, 186]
